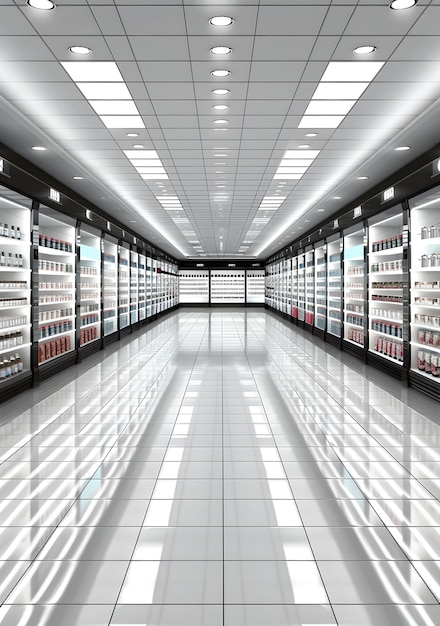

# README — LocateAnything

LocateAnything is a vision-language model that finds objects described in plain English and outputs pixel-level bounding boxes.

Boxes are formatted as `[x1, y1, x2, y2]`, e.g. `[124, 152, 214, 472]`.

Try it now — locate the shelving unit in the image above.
[146, 257, 152, 317]
[103, 236, 118, 337]
[314, 243, 326, 332]
[138, 253, 146, 321]
[0, 188, 32, 384]
[265, 265, 274, 308]
[246, 269, 265, 304]
[179, 270, 210, 304]
[79, 226, 101, 348]
[409, 190, 440, 394]
[297, 253, 305, 322]
[151, 259, 158, 315]
[211, 270, 245, 304]
[327, 236, 342, 338]
[343, 227, 366, 349]
[118, 245, 130, 329]
[305, 249, 315, 327]
[130, 250, 138, 325]
[368, 208, 404, 366]
[292, 257, 298, 319]
[37, 207, 76, 365]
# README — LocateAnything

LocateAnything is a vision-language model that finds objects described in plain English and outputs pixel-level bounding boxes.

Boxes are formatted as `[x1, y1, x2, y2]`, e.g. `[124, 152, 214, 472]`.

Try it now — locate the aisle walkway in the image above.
[0, 309, 439, 625]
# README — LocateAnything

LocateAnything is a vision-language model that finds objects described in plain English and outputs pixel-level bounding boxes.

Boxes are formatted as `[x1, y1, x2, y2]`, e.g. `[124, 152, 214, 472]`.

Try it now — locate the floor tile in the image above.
[110, 605, 223, 626]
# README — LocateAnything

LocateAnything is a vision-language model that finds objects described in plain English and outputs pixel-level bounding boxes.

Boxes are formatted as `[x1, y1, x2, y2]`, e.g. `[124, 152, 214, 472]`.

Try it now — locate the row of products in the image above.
[346, 313, 363, 327]
[80, 292, 99, 300]
[0, 281, 27, 290]
[40, 282, 73, 291]
[39, 308, 73, 322]
[39, 260, 73, 273]
[80, 266, 98, 276]
[0, 331, 24, 350]
[346, 282, 363, 289]
[371, 294, 403, 303]
[347, 266, 364, 276]
[80, 303, 99, 314]
[80, 326, 99, 346]
[329, 254, 341, 263]
[39, 234, 73, 253]
[420, 254, 440, 268]
[417, 329, 440, 347]
[38, 335, 72, 364]
[39, 320, 73, 339]
[371, 260, 403, 272]
[0, 315, 27, 329]
[414, 281, 440, 289]
[119, 258, 129, 267]
[0, 297, 27, 307]
[371, 308, 403, 321]
[414, 296, 440, 306]
[421, 225, 440, 239]
[81, 313, 99, 326]
[371, 234, 403, 251]
[371, 281, 403, 290]
[371, 320, 403, 338]
[417, 351, 440, 376]
[39, 294, 72, 304]
[0, 354, 24, 380]
[346, 303, 364, 313]
[328, 269, 341, 277]
[374, 338, 404, 362]
[0, 252, 24, 268]
[0, 224, 24, 240]
[414, 313, 440, 327]
[103, 254, 116, 264]
[348, 328, 364, 345]
[103, 309, 116, 319]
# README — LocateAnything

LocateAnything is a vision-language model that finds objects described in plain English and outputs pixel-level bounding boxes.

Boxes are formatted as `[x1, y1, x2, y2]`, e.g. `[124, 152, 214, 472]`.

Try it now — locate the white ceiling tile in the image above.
[255, 6, 328, 35]
[344, 5, 424, 36]
[91, 6, 126, 35]
[117, 6, 186, 35]
[0, 36, 55, 61]
[252, 36, 316, 61]
[22, 5, 101, 36]
[0, 7, 46, 34]
[249, 61, 306, 82]
[138, 62, 193, 82]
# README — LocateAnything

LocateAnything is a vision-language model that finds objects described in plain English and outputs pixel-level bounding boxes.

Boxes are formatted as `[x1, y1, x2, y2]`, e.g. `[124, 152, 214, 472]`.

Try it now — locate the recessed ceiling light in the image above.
[215, 162, 226, 165]
[305, 133, 318, 137]
[69, 45, 92, 55]
[320, 61, 384, 82]
[214, 153, 228, 156]
[210, 46, 232, 55]
[132, 144, 145, 148]
[212, 89, 230, 95]
[213, 104, 229, 110]
[126, 133, 139, 137]
[395, 146, 410, 151]
[390, 0, 417, 9]
[32, 146, 46, 151]
[356, 176, 369, 180]
[27, 0, 55, 9]
[299, 144, 310, 149]
[353, 45, 376, 55]
[213, 119, 229, 125]
[73, 176, 84, 180]
[318, 209, 326, 212]
[209, 16, 234, 26]
[211, 69, 231, 77]
[332, 196, 341, 199]
[305, 220, 311, 223]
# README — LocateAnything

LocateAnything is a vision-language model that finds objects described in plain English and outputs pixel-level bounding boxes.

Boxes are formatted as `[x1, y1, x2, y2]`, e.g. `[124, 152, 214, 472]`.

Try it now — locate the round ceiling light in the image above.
[126, 133, 139, 137]
[211, 69, 231, 77]
[395, 146, 410, 151]
[73, 176, 84, 180]
[69, 45, 92, 55]
[212, 89, 230, 96]
[305, 133, 318, 137]
[213, 104, 229, 110]
[32, 146, 47, 151]
[27, 0, 55, 9]
[389, 0, 417, 9]
[353, 45, 376, 55]
[356, 176, 369, 180]
[209, 16, 234, 26]
[210, 46, 232, 55]
[299, 144, 310, 149]
[213, 119, 229, 124]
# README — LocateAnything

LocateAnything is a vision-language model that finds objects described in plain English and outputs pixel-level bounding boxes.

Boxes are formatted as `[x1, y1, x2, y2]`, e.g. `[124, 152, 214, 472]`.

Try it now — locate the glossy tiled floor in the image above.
[0, 309, 439, 625]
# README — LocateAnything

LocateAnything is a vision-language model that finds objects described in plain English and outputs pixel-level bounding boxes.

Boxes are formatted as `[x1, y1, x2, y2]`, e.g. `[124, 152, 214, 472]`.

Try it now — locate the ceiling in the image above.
[1, 0, 440, 261]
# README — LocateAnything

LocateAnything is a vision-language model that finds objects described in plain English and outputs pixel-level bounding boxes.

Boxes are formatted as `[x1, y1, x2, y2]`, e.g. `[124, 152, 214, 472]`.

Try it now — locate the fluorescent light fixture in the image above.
[134, 167, 166, 174]
[320, 61, 384, 82]
[304, 100, 356, 115]
[211, 46, 232, 55]
[312, 82, 369, 100]
[213, 105, 229, 110]
[276, 167, 308, 174]
[61, 61, 124, 82]
[32, 146, 46, 151]
[72, 176, 84, 180]
[27, 0, 55, 9]
[214, 153, 228, 156]
[126, 132, 138, 137]
[353, 45, 376, 55]
[332, 196, 342, 199]
[390, 0, 417, 9]
[284, 150, 320, 159]
[76, 83, 132, 100]
[356, 176, 369, 180]
[132, 144, 144, 148]
[89, 100, 139, 115]
[298, 115, 344, 128]
[212, 89, 230, 95]
[69, 45, 92, 55]
[280, 159, 314, 166]
[131, 160, 162, 166]
[305, 133, 318, 137]
[211, 70, 231, 77]
[141, 174, 168, 179]
[156, 196, 178, 200]
[209, 16, 234, 26]
[273, 174, 303, 179]
[100, 115, 144, 128]
[124, 150, 159, 159]
[395, 146, 410, 151]
[213, 119, 228, 125]
[258, 206, 279, 210]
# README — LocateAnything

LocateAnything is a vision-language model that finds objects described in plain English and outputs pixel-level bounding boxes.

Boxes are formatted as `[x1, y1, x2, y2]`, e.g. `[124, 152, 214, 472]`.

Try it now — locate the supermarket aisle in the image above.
[0, 309, 439, 626]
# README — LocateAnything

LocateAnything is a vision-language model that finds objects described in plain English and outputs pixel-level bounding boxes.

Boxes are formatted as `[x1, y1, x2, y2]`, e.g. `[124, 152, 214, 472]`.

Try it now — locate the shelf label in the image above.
[353, 206, 362, 218]
[333, 219, 339, 229]
[49, 188, 61, 203]
[383, 186, 394, 202]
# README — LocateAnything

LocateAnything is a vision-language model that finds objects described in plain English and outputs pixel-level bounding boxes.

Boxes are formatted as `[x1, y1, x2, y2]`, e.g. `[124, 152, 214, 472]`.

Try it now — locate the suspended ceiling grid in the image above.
[0, 1, 440, 260]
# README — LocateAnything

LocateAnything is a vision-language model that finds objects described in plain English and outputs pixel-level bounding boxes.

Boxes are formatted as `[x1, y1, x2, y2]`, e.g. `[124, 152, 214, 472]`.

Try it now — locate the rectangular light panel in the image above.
[312, 83, 369, 100]
[320, 61, 384, 82]
[100, 116, 145, 128]
[298, 115, 344, 128]
[61, 62, 124, 82]
[77, 83, 133, 100]
[90, 101, 139, 115]
[304, 101, 356, 115]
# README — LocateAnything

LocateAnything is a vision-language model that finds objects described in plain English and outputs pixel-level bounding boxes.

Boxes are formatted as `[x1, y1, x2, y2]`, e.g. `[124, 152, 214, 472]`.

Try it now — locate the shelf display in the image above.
[130, 251, 138, 324]
[103, 237, 118, 336]
[282, 259, 291, 314]
[151, 259, 158, 315]
[368, 207, 404, 365]
[305, 249, 314, 326]
[146, 257, 152, 317]
[211, 270, 245, 303]
[314, 243, 326, 331]
[138, 254, 146, 321]
[179, 270, 210, 303]
[297, 253, 305, 322]
[344, 227, 366, 347]
[0, 187, 32, 381]
[292, 257, 298, 319]
[38, 207, 76, 364]
[409, 187, 440, 384]
[265, 265, 274, 308]
[118, 245, 130, 329]
[246, 269, 265, 304]
[79, 226, 101, 347]
[327, 236, 342, 337]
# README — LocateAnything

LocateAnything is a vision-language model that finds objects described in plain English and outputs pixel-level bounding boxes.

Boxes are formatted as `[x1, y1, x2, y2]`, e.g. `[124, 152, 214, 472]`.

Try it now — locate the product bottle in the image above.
[15, 353, 23, 372]
[0, 361, 5, 380]
[7, 253, 12, 267]
[0, 252, 5, 267]
[0, 224, 3, 237]
[10, 225, 15, 239]
[16, 226, 21, 240]
[3, 224, 8, 238]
